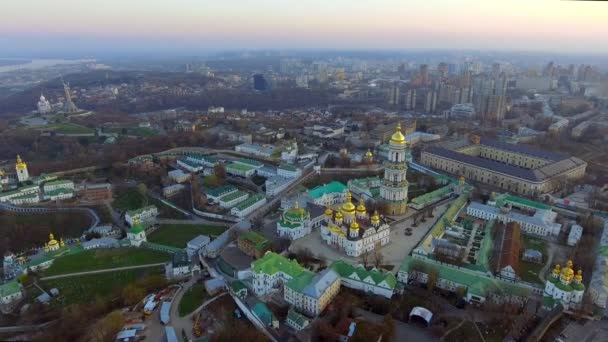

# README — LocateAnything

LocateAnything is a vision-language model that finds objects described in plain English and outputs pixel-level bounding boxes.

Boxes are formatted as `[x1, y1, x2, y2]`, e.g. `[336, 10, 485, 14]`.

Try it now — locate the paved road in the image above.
[353, 308, 437, 342]
[40, 262, 166, 280]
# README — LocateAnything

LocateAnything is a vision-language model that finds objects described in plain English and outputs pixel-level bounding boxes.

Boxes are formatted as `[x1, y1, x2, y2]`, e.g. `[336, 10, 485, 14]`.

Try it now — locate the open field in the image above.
[43, 248, 171, 276]
[178, 284, 207, 317]
[105, 126, 158, 137]
[113, 189, 147, 211]
[41, 267, 164, 305]
[148, 224, 227, 248]
[34, 122, 95, 134]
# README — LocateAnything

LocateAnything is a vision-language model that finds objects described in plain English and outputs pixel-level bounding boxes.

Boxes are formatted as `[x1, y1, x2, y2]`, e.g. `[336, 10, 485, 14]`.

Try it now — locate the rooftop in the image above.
[308, 181, 347, 199]
[239, 231, 270, 252]
[226, 162, 255, 172]
[252, 252, 307, 278]
[219, 190, 248, 203]
[331, 260, 397, 289]
[206, 185, 237, 198]
[233, 193, 265, 211]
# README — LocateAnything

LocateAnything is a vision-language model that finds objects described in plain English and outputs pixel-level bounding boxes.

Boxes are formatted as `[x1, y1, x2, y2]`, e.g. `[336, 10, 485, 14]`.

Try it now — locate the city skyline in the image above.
[2, 0, 608, 56]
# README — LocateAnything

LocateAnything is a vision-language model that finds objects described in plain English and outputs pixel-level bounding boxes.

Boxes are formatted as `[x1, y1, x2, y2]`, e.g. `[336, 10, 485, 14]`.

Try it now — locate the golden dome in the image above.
[365, 149, 373, 158]
[552, 264, 561, 276]
[574, 270, 583, 282]
[390, 122, 406, 144]
[561, 260, 574, 278]
[15, 155, 27, 170]
[289, 201, 307, 217]
[356, 199, 366, 213]
[325, 207, 333, 217]
[342, 192, 356, 213]
[371, 210, 380, 223]
[335, 211, 344, 219]
[459, 176, 465, 184]
[350, 221, 360, 230]
[48, 233, 59, 247]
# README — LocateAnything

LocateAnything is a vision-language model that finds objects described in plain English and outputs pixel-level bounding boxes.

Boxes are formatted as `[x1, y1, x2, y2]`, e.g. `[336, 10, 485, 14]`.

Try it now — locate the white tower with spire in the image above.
[61, 79, 79, 113]
[15, 155, 29, 183]
[380, 123, 410, 215]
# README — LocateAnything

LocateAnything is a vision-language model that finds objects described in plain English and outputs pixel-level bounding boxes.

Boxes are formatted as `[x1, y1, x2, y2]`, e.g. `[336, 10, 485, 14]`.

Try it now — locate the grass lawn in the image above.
[42, 267, 163, 305]
[178, 284, 207, 317]
[148, 197, 188, 220]
[519, 260, 544, 284]
[522, 236, 548, 257]
[113, 189, 147, 211]
[148, 224, 227, 248]
[43, 248, 171, 276]
[106, 127, 158, 137]
[43, 123, 95, 134]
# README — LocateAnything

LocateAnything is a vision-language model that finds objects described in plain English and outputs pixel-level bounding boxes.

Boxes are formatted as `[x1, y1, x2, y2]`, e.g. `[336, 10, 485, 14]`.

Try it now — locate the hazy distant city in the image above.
[1, 1, 608, 342]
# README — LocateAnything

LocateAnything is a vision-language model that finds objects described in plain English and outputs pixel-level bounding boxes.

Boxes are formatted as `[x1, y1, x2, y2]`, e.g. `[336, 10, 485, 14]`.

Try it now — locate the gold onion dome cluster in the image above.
[350, 221, 360, 231]
[390, 122, 406, 144]
[342, 192, 356, 213]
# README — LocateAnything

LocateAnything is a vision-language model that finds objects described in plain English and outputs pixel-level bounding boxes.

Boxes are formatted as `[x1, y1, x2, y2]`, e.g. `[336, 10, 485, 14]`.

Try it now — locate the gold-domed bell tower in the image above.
[15, 155, 30, 183]
[380, 123, 410, 215]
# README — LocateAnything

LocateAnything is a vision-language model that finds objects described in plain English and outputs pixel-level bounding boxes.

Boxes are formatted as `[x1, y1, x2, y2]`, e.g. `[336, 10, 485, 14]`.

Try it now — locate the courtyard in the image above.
[289, 200, 453, 271]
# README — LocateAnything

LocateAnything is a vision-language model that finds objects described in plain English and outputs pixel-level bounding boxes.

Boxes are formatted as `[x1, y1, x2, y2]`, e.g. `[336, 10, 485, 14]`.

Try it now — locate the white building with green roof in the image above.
[42, 179, 74, 192]
[277, 203, 312, 240]
[347, 176, 382, 202]
[125, 205, 158, 226]
[286, 308, 310, 331]
[44, 188, 74, 201]
[284, 268, 341, 316]
[218, 190, 249, 208]
[127, 219, 147, 247]
[0, 280, 23, 306]
[277, 164, 301, 178]
[543, 261, 585, 310]
[226, 162, 256, 178]
[230, 194, 266, 219]
[307, 181, 348, 206]
[330, 260, 397, 299]
[252, 252, 308, 296]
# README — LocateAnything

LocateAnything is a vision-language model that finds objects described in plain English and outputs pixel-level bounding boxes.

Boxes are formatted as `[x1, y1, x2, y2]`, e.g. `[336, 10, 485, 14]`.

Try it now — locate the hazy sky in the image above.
[1, 0, 607, 56]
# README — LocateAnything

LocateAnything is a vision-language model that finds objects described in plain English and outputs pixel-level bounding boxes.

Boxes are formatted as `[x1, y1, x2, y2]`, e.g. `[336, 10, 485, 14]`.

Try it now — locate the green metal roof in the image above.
[497, 194, 550, 211]
[236, 158, 263, 167]
[230, 280, 247, 293]
[331, 260, 397, 289]
[240, 231, 270, 252]
[126, 205, 157, 217]
[252, 302, 275, 326]
[219, 190, 248, 203]
[286, 271, 316, 292]
[287, 309, 309, 326]
[308, 181, 347, 199]
[44, 179, 73, 187]
[233, 194, 265, 211]
[45, 188, 74, 196]
[252, 252, 307, 278]
[400, 256, 538, 298]
[206, 185, 237, 197]
[278, 164, 297, 172]
[226, 162, 255, 172]
[410, 185, 453, 206]
[0, 280, 21, 297]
